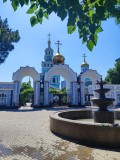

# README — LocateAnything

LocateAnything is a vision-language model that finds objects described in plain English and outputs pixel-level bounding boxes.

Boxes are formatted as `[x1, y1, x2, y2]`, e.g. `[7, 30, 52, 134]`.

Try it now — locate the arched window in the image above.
[0, 93, 7, 105]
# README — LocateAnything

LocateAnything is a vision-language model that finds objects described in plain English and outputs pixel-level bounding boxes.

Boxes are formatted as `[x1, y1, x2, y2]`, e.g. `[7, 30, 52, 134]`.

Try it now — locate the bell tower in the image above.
[41, 35, 60, 89]
[41, 34, 53, 73]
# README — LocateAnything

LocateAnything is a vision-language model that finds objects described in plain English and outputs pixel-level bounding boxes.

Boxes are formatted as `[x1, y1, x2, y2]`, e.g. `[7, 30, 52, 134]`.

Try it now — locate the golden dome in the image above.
[81, 60, 89, 67]
[53, 52, 65, 65]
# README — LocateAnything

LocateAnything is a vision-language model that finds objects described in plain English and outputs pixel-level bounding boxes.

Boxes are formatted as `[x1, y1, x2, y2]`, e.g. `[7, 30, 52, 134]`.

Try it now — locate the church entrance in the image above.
[44, 64, 78, 106]
[12, 66, 40, 107]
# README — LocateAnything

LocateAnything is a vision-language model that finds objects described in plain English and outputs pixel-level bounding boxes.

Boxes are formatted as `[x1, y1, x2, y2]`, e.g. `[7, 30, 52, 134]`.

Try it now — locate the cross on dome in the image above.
[48, 33, 51, 41]
[55, 40, 62, 53]
[83, 53, 87, 62]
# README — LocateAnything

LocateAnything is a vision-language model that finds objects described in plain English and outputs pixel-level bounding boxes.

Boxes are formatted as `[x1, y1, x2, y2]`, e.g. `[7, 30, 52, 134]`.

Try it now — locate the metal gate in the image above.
[52, 93, 67, 106]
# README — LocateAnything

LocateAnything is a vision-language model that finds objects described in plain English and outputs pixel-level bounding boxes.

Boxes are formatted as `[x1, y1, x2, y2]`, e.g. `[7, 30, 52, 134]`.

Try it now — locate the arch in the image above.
[12, 66, 40, 107]
[44, 64, 77, 89]
[81, 69, 101, 89]
[44, 64, 78, 106]
[12, 66, 40, 82]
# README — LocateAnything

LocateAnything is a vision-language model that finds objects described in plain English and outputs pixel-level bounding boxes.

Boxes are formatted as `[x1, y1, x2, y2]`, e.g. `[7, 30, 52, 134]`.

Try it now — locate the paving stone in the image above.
[0, 109, 120, 160]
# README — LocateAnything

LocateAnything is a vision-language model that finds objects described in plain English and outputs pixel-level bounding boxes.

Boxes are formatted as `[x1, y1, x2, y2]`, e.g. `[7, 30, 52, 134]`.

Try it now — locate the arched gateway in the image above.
[12, 65, 79, 107]
[12, 66, 40, 107]
[44, 64, 78, 106]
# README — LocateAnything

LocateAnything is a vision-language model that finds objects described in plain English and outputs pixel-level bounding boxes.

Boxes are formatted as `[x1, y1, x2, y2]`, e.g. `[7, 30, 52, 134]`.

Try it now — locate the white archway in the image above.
[12, 66, 40, 107]
[44, 64, 78, 106]
[12, 66, 40, 82]
[45, 64, 77, 89]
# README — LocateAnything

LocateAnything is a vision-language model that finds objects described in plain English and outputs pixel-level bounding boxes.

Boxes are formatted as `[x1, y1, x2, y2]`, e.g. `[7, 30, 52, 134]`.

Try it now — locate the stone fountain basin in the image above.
[91, 98, 115, 107]
[50, 109, 120, 148]
[94, 88, 110, 93]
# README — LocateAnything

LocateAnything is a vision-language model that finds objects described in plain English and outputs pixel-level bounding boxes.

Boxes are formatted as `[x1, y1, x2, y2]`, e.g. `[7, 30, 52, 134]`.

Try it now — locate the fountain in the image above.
[91, 77, 115, 123]
[50, 78, 120, 148]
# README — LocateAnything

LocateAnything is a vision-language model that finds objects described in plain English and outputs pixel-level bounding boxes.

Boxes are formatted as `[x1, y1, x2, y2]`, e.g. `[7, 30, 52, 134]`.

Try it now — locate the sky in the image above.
[0, 1, 120, 83]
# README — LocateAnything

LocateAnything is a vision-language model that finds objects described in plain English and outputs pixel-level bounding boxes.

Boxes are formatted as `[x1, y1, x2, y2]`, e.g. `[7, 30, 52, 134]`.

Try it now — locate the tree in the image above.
[49, 87, 66, 94]
[0, 16, 20, 64]
[3, 0, 120, 51]
[105, 60, 120, 84]
[60, 87, 66, 94]
[49, 87, 60, 94]
[20, 82, 34, 105]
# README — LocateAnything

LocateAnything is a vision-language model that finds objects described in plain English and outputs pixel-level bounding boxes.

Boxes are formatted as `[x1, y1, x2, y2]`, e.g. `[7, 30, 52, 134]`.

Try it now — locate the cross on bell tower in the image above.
[48, 33, 51, 48]
[55, 40, 62, 53]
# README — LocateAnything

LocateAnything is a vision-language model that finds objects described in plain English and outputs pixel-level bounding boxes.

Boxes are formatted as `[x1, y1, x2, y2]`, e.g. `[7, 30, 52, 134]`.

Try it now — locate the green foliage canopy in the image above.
[20, 82, 34, 104]
[49, 87, 66, 94]
[3, 0, 120, 51]
[0, 16, 20, 64]
[105, 60, 120, 84]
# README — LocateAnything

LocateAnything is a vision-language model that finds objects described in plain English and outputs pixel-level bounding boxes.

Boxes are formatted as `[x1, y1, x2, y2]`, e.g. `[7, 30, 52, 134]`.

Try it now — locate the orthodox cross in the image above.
[55, 40, 62, 53]
[48, 33, 51, 41]
[48, 33, 51, 47]
[83, 53, 86, 61]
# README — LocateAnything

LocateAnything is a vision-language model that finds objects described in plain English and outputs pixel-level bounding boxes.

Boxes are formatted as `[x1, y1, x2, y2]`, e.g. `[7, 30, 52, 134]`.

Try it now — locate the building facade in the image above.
[41, 36, 60, 89]
[0, 39, 120, 108]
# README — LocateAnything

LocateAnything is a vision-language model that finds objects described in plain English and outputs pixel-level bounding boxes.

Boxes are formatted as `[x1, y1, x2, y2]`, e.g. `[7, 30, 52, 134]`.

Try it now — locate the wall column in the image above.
[80, 82, 85, 106]
[34, 81, 40, 107]
[71, 82, 78, 106]
[44, 81, 49, 106]
[13, 81, 20, 107]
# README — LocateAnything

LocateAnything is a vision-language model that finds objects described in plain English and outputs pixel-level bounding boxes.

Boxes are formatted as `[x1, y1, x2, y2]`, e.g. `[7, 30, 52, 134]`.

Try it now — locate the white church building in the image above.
[0, 37, 120, 109]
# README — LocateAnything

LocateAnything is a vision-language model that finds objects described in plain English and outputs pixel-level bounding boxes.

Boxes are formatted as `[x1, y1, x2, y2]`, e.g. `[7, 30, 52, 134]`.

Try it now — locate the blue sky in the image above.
[0, 1, 120, 83]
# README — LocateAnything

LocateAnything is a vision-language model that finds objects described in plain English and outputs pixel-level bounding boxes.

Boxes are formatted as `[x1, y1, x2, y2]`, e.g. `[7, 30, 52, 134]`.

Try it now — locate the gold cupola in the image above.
[81, 53, 89, 67]
[81, 60, 89, 67]
[53, 40, 65, 65]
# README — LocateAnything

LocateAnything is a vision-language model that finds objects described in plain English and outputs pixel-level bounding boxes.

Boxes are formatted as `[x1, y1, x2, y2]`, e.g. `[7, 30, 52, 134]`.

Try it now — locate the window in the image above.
[0, 93, 7, 105]
[53, 78, 55, 83]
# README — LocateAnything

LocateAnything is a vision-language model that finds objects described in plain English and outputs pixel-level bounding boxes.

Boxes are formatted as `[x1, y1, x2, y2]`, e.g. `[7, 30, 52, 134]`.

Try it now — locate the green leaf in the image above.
[12, 0, 19, 11]
[93, 34, 98, 45]
[3, 0, 7, 3]
[27, 3, 38, 14]
[36, 9, 43, 24]
[87, 40, 94, 51]
[57, 7, 67, 21]
[43, 12, 49, 19]
[30, 16, 38, 26]
[67, 25, 76, 34]
[19, 0, 25, 7]
[77, 21, 84, 30]
[38, 17, 43, 24]
[24, 0, 29, 5]
[89, 24, 96, 34]
[96, 27, 103, 33]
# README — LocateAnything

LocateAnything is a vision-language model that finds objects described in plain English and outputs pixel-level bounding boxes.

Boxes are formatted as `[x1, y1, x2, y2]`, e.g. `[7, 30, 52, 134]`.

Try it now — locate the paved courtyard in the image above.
[0, 108, 120, 160]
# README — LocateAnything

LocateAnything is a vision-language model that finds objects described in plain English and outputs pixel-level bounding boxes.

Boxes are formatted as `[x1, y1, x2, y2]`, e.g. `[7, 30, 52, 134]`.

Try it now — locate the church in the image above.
[0, 36, 120, 108]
